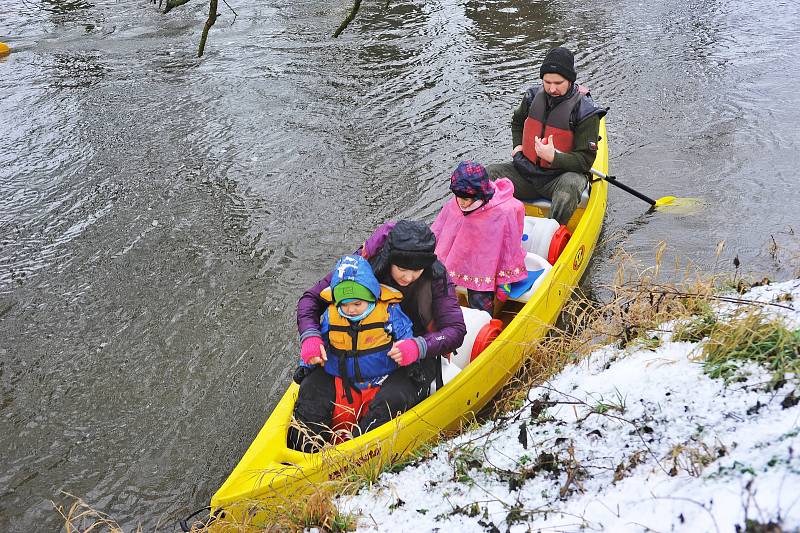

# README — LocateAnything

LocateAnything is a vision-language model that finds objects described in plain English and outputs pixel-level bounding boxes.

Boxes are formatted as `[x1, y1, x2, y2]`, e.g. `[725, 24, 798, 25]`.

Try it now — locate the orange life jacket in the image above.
[320, 284, 404, 387]
[521, 88, 583, 169]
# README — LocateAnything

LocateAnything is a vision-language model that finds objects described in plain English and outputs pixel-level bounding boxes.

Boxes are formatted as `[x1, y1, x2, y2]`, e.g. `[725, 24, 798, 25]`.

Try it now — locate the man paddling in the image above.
[487, 46, 606, 226]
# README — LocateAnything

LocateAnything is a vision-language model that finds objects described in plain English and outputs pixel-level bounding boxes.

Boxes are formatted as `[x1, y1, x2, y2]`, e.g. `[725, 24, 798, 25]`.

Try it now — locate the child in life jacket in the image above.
[431, 160, 528, 313]
[288, 254, 416, 451]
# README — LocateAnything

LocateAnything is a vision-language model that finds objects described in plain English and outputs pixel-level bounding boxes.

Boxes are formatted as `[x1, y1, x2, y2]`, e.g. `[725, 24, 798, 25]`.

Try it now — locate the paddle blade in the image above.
[654, 196, 705, 214]
[654, 196, 677, 207]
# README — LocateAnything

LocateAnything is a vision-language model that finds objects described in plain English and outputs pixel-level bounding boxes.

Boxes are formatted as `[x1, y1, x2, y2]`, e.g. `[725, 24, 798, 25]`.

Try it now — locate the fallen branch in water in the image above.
[162, 0, 190, 15]
[160, 0, 236, 56]
[333, 0, 362, 38]
[221, 0, 237, 20]
[198, 0, 219, 57]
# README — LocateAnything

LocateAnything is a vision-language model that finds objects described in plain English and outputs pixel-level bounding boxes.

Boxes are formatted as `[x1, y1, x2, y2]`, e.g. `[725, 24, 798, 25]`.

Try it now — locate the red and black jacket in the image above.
[514, 84, 605, 180]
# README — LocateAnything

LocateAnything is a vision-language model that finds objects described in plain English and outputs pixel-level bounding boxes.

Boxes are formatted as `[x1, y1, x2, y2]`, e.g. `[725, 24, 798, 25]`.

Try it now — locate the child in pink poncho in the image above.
[431, 161, 527, 312]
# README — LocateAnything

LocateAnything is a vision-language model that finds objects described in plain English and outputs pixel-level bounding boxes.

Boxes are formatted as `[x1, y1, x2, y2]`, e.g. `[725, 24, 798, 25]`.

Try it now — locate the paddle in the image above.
[590, 168, 676, 208]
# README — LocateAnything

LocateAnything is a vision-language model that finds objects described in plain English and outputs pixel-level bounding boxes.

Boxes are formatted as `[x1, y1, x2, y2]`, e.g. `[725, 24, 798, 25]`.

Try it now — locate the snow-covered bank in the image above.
[343, 279, 800, 532]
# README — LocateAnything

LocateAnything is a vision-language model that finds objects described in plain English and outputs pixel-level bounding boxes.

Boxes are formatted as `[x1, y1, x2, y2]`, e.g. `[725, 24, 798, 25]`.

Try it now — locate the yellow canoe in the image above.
[208, 119, 609, 527]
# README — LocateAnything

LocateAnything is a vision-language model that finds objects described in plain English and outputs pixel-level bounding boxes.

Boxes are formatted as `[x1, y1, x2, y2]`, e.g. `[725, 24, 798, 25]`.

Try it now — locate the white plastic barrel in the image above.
[509, 252, 553, 303]
[525, 251, 552, 271]
[430, 357, 462, 394]
[522, 216, 559, 258]
[452, 306, 492, 369]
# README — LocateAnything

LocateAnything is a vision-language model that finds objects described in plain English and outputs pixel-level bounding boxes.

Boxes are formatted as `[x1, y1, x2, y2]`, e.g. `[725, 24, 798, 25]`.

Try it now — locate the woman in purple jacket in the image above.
[290, 220, 467, 451]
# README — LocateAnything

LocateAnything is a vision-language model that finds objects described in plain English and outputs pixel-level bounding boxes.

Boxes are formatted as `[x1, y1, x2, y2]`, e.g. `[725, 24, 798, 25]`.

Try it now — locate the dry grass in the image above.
[191, 420, 426, 531]
[55, 494, 137, 533]
[667, 439, 728, 477]
[495, 239, 800, 413]
[494, 243, 724, 413]
[286, 418, 440, 490]
[57, 486, 357, 533]
[269, 485, 357, 532]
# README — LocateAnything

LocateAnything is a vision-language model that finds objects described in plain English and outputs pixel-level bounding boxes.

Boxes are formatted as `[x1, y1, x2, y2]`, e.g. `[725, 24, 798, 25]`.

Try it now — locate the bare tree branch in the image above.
[198, 0, 218, 57]
[163, 0, 190, 15]
[221, 0, 238, 20]
[333, 0, 362, 38]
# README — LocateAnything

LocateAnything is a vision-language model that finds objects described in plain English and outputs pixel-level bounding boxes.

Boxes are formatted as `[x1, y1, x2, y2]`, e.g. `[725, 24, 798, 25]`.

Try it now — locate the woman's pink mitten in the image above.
[300, 336, 325, 365]
[395, 339, 420, 366]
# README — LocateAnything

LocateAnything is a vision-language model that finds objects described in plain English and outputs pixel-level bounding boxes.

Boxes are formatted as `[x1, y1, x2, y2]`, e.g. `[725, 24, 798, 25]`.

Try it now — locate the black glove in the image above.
[293, 365, 316, 384]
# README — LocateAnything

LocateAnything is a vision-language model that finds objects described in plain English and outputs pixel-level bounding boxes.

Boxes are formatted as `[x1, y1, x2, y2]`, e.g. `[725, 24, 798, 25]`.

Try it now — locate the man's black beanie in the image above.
[539, 47, 577, 83]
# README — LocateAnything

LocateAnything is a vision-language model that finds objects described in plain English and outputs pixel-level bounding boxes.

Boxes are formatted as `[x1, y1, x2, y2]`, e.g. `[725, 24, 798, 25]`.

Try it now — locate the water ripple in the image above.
[1, 0, 799, 530]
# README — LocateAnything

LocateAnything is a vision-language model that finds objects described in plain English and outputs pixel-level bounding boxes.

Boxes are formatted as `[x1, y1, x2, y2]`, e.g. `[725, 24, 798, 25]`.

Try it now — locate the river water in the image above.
[1, 0, 798, 530]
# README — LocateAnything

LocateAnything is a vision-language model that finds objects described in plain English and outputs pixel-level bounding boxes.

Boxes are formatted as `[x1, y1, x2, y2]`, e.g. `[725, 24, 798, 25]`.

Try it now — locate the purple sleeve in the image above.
[360, 221, 396, 259]
[296, 270, 333, 339]
[421, 274, 467, 358]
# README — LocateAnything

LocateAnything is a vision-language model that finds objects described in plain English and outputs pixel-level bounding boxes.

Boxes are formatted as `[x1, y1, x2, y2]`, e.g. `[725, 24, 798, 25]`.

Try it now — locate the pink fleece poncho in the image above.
[431, 178, 527, 292]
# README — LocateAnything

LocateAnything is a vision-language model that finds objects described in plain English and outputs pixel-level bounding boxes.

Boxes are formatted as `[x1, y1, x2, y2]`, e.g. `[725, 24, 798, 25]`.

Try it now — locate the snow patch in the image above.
[342, 280, 800, 532]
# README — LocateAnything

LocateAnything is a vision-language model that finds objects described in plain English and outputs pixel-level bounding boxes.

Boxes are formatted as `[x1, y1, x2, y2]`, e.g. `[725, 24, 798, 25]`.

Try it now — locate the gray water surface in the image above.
[1, 0, 799, 530]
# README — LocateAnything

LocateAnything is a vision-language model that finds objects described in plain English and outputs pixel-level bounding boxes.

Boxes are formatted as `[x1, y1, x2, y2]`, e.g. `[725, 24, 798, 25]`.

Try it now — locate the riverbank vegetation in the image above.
[336, 249, 798, 532]
[58, 243, 800, 531]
